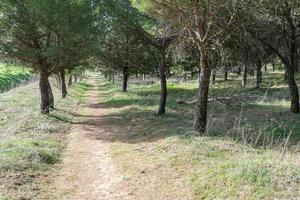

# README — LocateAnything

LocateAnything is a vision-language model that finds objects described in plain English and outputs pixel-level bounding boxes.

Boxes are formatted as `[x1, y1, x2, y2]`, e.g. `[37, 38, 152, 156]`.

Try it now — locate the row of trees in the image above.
[127, 0, 300, 133]
[0, 0, 98, 113]
[0, 0, 300, 133]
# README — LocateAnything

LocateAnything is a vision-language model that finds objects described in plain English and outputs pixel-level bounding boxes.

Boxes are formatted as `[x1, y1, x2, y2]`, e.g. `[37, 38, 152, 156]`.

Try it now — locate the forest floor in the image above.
[51, 76, 193, 200]
[1, 71, 300, 200]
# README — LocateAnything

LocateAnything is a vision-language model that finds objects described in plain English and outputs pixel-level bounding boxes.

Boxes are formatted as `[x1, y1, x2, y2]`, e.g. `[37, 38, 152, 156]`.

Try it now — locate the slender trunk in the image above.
[184, 73, 187, 83]
[197, 68, 202, 85]
[242, 64, 248, 86]
[60, 69, 67, 98]
[158, 47, 167, 115]
[272, 62, 275, 71]
[295, 52, 299, 73]
[122, 66, 129, 92]
[211, 70, 216, 84]
[224, 68, 228, 81]
[256, 59, 262, 89]
[112, 74, 115, 84]
[39, 71, 50, 114]
[68, 75, 72, 87]
[194, 49, 211, 133]
[286, 63, 300, 113]
[46, 78, 54, 109]
[286, 12, 299, 112]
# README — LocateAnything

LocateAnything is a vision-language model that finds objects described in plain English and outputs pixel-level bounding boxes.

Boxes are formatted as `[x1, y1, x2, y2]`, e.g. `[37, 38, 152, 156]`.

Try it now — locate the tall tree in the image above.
[245, 0, 300, 113]
[0, 0, 97, 113]
[147, 0, 241, 132]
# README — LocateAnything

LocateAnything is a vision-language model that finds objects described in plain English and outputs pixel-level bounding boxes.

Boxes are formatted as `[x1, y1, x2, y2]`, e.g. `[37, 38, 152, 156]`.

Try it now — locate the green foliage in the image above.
[0, 64, 33, 92]
[0, 0, 98, 75]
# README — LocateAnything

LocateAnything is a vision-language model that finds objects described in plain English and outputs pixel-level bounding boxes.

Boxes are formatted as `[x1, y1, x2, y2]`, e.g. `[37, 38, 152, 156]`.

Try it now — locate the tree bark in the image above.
[158, 47, 167, 115]
[224, 68, 228, 81]
[286, 15, 300, 113]
[122, 66, 129, 92]
[60, 69, 67, 98]
[211, 70, 216, 84]
[286, 63, 300, 113]
[46, 78, 54, 109]
[294, 56, 299, 73]
[256, 59, 263, 89]
[39, 71, 50, 114]
[242, 64, 248, 86]
[194, 49, 211, 133]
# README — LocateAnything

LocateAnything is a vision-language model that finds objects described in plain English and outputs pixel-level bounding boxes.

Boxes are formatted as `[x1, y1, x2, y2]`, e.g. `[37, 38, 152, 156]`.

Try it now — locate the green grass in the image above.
[0, 63, 33, 92]
[97, 71, 300, 199]
[0, 77, 91, 200]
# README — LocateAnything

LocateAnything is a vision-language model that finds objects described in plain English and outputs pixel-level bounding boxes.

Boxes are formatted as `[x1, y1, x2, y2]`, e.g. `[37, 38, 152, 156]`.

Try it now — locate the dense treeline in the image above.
[0, 0, 299, 133]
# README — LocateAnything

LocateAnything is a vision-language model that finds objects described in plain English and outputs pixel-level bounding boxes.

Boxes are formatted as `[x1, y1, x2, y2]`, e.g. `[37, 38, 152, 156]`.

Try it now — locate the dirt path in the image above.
[55, 77, 193, 200]
[55, 78, 129, 200]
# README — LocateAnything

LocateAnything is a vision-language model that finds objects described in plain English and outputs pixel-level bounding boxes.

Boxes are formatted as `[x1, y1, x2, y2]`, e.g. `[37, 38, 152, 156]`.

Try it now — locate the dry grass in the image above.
[0, 78, 91, 200]
[97, 71, 300, 199]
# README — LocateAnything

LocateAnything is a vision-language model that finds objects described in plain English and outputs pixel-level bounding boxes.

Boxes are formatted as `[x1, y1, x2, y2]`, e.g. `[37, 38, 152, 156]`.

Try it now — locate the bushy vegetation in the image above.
[0, 64, 33, 92]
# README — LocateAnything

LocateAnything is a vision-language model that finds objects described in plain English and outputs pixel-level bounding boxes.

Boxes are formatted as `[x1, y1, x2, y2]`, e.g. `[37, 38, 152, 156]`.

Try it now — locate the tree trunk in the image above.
[158, 47, 167, 115]
[122, 66, 129, 92]
[68, 75, 72, 87]
[272, 61, 275, 71]
[60, 69, 67, 98]
[224, 68, 228, 81]
[197, 68, 202, 85]
[294, 57, 299, 73]
[211, 70, 216, 84]
[286, 63, 300, 113]
[39, 72, 50, 114]
[194, 50, 211, 133]
[285, 12, 299, 112]
[242, 64, 248, 86]
[46, 78, 54, 109]
[112, 74, 115, 84]
[256, 59, 262, 89]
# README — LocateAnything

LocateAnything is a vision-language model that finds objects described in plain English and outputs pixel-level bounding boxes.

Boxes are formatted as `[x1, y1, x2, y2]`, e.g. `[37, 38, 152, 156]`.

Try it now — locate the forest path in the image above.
[55, 77, 129, 200]
[54, 75, 193, 200]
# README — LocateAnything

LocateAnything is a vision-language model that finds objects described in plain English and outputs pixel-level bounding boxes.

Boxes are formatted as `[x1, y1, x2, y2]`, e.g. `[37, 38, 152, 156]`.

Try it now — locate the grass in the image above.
[0, 63, 33, 92]
[97, 70, 300, 199]
[0, 77, 91, 200]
